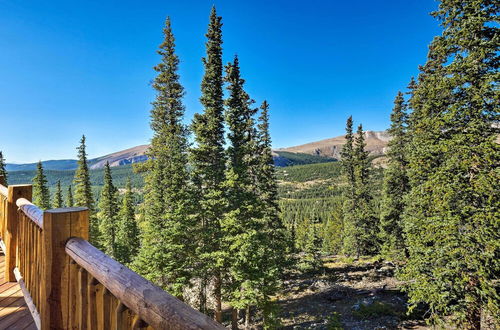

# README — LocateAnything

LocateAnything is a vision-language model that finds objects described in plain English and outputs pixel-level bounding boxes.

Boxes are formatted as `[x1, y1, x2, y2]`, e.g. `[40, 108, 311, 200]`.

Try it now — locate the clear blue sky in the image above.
[0, 0, 440, 163]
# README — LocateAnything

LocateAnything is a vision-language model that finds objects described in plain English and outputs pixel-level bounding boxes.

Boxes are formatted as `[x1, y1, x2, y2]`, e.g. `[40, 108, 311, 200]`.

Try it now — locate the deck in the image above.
[0, 253, 36, 330]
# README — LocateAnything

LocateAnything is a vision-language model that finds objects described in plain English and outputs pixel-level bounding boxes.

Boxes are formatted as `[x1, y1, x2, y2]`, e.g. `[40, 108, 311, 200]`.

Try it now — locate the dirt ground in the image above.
[276, 256, 429, 329]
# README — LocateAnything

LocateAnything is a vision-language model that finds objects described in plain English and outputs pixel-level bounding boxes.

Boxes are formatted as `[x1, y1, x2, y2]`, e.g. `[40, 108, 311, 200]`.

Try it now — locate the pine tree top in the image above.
[225, 55, 256, 174]
[73, 135, 94, 211]
[0, 151, 7, 186]
[191, 6, 226, 187]
[150, 16, 187, 141]
[53, 180, 63, 209]
[33, 160, 50, 210]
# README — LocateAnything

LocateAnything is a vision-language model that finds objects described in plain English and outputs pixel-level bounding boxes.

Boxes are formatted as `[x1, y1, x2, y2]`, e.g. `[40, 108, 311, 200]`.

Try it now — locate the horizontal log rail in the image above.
[0, 181, 226, 329]
[16, 198, 43, 228]
[66, 237, 224, 329]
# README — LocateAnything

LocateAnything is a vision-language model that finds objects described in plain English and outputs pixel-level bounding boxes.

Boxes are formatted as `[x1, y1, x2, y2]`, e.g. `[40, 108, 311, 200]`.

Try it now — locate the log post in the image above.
[40, 207, 88, 330]
[5, 184, 32, 282]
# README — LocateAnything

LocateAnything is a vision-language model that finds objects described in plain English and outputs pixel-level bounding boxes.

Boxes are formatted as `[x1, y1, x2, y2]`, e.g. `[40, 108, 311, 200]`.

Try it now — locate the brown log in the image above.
[40, 207, 89, 330]
[16, 198, 43, 228]
[78, 267, 88, 329]
[14, 267, 42, 329]
[115, 302, 127, 330]
[88, 276, 99, 330]
[66, 237, 226, 330]
[102, 287, 112, 329]
[68, 260, 78, 328]
[5, 184, 32, 282]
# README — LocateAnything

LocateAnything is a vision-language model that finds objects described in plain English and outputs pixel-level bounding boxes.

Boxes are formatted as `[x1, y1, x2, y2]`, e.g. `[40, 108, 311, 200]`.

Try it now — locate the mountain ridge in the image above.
[6, 131, 390, 171]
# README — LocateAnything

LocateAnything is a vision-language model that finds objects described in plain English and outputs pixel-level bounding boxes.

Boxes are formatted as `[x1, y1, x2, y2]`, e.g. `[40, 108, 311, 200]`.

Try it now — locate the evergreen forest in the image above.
[1, 1, 498, 329]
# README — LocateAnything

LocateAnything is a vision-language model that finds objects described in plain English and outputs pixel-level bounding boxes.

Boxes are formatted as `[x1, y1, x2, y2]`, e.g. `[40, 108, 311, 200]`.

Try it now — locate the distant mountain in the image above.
[6, 145, 150, 172]
[6, 131, 391, 172]
[277, 130, 391, 159]
[88, 145, 149, 170]
[6, 159, 78, 172]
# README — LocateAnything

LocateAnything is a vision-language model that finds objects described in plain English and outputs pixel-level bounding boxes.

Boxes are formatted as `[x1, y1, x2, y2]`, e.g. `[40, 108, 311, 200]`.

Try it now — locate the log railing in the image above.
[0, 180, 224, 330]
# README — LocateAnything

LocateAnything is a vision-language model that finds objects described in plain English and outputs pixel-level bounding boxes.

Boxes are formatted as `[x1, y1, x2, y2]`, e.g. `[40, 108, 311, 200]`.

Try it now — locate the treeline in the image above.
[1, 0, 497, 328]
[280, 0, 499, 327]
[127, 9, 288, 327]
[5, 164, 143, 188]
[1, 8, 288, 328]
[330, 1, 499, 327]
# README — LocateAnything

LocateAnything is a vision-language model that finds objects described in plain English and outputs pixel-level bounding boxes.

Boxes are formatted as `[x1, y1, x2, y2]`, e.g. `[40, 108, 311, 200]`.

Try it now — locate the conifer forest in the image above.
[1, 1, 498, 329]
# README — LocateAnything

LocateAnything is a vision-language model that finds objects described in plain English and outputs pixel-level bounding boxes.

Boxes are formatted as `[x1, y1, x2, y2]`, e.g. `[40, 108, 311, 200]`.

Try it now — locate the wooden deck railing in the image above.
[0, 178, 224, 330]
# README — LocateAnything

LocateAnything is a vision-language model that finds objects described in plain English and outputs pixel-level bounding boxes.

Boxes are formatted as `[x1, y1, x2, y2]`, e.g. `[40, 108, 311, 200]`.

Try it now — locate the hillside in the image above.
[7, 164, 143, 190]
[6, 131, 390, 171]
[6, 145, 150, 172]
[7, 144, 335, 172]
[278, 130, 390, 159]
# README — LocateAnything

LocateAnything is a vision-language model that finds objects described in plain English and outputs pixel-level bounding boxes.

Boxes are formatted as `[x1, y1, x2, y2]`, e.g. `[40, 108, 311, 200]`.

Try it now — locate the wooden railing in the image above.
[0, 179, 224, 330]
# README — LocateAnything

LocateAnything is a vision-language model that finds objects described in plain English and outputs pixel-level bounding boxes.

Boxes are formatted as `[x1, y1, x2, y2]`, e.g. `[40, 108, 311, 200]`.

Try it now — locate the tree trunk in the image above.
[231, 308, 239, 330]
[199, 278, 207, 314]
[466, 306, 481, 330]
[245, 306, 250, 329]
[215, 275, 222, 322]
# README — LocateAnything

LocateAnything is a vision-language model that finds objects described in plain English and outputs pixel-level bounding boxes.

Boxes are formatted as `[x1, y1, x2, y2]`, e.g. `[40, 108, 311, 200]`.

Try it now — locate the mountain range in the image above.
[6, 131, 390, 171]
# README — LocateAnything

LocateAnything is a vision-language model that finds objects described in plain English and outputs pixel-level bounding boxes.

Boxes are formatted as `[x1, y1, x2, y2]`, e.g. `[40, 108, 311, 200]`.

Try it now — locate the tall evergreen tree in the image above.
[32, 161, 50, 210]
[66, 185, 74, 207]
[255, 101, 279, 211]
[254, 101, 289, 323]
[379, 92, 409, 261]
[353, 124, 378, 255]
[341, 117, 358, 255]
[190, 6, 226, 314]
[52, 180, 63, 209]
[133, 17, 194, 299]
[97, 162, 119, 258]
[401, 1, 499, 327]
[221, 56, 261, 322]
[73, 135, 97, 241]
[342, 121, 378, 256]
[0, 151, 7, 186]
[116, 178, 139, 265]
[340, 116, 355, 192]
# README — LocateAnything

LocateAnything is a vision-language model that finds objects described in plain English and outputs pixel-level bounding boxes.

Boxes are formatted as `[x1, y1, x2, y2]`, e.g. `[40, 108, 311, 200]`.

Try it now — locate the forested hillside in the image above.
[1, 1, 497, 329]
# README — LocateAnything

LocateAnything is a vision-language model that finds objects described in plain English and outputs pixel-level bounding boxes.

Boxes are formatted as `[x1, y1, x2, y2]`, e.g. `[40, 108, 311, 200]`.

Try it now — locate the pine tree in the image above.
[190, 6, 226, 314]
[353, 124, 378, 255]
[254, 101, 289, 318]
[255, 101, 279, 211]
[116, 178, 139, 265]
[133, 17, 194, 299]
[296, 217, 322, 272]
[73, 135, 97, 242]
[401, 1, 499, 327]
[340, 116, 355, 191]
[341, 117, 358, 255]
[97, 162, 119, 258]
[342, 120, 378, 257]
[66, 185, 74, 207]
[379, 92, 409, 261]
[32, 161, 50, 210]
[0, 151, 7, 186]
[52, 180, 63, 209]
[221, 56, 261, 321]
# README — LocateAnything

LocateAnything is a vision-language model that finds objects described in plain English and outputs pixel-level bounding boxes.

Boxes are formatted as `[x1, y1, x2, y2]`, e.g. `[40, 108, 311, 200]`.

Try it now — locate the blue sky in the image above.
[0, 0, 440, 163]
